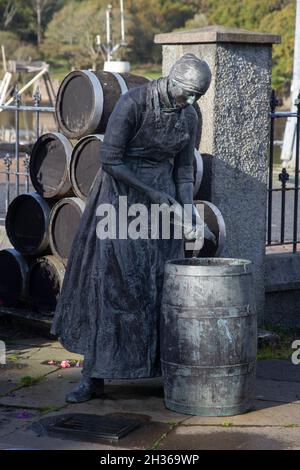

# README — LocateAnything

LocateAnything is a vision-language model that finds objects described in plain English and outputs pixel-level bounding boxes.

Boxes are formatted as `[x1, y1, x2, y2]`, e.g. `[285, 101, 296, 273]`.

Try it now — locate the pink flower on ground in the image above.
[60, 360, 71, 369]
[47, 360, 56, 365]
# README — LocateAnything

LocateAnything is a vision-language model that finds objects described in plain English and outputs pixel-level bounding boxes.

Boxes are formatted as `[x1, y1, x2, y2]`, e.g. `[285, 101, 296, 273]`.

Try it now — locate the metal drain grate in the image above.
[46, 413, 141, 443]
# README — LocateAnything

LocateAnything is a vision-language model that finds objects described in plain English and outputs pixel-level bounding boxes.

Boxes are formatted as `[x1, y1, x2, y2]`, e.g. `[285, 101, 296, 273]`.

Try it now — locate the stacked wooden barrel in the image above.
[0, 69, 225, 314]
[0, 71, 149, 313]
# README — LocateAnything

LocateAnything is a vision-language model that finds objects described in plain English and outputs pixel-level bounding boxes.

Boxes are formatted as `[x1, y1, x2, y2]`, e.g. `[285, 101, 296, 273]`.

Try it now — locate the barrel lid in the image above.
[30, 132, 73, 199]
[49, 197, 86, 262]
[5, 192, 51, 255]
[165, 257, 253, 276]
[55, 70, 104, 139]
[70, 134, 104, 200]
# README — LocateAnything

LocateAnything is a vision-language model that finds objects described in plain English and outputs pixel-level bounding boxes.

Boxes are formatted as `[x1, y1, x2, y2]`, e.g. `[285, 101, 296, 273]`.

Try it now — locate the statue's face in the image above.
[168, 79, 203, 108]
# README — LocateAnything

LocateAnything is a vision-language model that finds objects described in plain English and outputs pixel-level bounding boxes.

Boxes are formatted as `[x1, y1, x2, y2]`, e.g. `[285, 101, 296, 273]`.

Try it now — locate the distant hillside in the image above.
[0, 0, 295, 93]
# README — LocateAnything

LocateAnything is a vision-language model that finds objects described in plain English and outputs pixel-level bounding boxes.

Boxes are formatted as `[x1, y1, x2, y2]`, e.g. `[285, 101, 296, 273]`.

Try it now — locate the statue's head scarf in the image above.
[168, 53, 211, 94]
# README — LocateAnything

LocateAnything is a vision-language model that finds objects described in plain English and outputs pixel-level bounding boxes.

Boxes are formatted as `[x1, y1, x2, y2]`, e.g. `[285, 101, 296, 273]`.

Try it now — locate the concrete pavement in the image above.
[0, 327, 300, 450]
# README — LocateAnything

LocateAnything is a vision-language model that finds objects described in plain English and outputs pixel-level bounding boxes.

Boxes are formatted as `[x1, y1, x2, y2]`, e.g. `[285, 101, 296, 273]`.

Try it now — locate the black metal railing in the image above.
[267, 90, 300, 253]
[0, 88, 55, 222]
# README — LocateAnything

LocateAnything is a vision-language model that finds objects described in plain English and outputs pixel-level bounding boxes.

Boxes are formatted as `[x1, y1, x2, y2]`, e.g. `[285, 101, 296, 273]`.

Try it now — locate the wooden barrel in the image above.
[55, 70, 148, 139]
[30, 132, 74, 199]
[185, 200, 226, 258]
[161, 258, 257, 416]
[5, 192, 52, 255]
[49, 197, 86, 263]
[0, 249, 29, 307]
[193, 149, 203, 198]
[70, 134, 103, 200]
[28, 255, 65, 313]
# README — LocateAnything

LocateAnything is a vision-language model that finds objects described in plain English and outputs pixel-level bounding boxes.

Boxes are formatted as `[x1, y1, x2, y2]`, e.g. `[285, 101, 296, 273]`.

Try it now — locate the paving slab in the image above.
[0, 411, 171, 450]
[0, 361, 59, 396]
[183, 400, 300, 426]
[0, 367, 81, 409]
[65, 378, 186, 424]
[159, 425, 300, 450]
[256, 378, 300, 403]
[257, 360, 300, 383]
[1, 368, 181, 423]
[0, 435, 119, 450]
[1, 340, 300, 449]
[0, 406, 41, 438]
[0, 368, 185, 423]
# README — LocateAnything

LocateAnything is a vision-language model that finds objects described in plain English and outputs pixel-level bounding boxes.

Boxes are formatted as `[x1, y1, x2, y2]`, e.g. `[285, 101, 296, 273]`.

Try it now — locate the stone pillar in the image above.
[155, 26, 281, 323]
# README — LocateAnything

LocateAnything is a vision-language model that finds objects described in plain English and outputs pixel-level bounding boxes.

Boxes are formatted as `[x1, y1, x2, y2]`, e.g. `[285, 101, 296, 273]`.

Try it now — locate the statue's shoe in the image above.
[65, 377, 104, 403]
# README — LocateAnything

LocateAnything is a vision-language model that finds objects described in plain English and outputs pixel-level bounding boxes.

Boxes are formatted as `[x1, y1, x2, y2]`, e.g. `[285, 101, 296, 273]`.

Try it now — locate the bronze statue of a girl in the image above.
[51, 54, 213, 402]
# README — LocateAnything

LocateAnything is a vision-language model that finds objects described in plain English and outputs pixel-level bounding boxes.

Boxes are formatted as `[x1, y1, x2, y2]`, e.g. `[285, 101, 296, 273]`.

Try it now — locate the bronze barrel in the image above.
[55, 70, 148, 139]
[70, 134, 103, 200]
[161, 258, 257, 416]
[49, 197, 85, 264]
[5, 193, 52, 255]
[27, 255, 65, 314]
[29, 132, 74, 199]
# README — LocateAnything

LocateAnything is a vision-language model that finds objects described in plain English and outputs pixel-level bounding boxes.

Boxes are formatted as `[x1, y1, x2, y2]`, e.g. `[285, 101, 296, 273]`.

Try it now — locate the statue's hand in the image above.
[184, 224, 202, 241]
[183, 205, 203, 241]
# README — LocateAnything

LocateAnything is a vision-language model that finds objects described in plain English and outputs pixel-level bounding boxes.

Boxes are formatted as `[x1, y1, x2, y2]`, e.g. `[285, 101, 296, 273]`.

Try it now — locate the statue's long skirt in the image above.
[50, 158, 184, 379]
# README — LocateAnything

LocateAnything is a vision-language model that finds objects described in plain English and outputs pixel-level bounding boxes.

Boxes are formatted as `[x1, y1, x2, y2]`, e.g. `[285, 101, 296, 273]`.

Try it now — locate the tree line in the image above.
[0, 0, 296, 92]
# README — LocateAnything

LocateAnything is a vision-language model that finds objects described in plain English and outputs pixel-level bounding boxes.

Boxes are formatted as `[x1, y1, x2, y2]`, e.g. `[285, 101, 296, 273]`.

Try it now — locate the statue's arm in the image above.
[174, 109, 217, 245]
[173, 110, 198, 208]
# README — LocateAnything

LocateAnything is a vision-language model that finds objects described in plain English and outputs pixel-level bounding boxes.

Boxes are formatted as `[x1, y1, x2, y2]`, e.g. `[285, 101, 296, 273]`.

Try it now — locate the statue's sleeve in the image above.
[99, 93, 137, 165]
[173, 110, 198, 184]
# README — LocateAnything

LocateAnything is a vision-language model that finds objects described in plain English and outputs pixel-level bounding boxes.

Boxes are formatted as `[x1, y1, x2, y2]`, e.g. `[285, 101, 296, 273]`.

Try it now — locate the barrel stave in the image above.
[70, 134, 103, 200]
[96, 71, 122, 133]
[161, 307, 256, 365]
[163, 364, 256, 416]
[162, 270, 255, 309]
